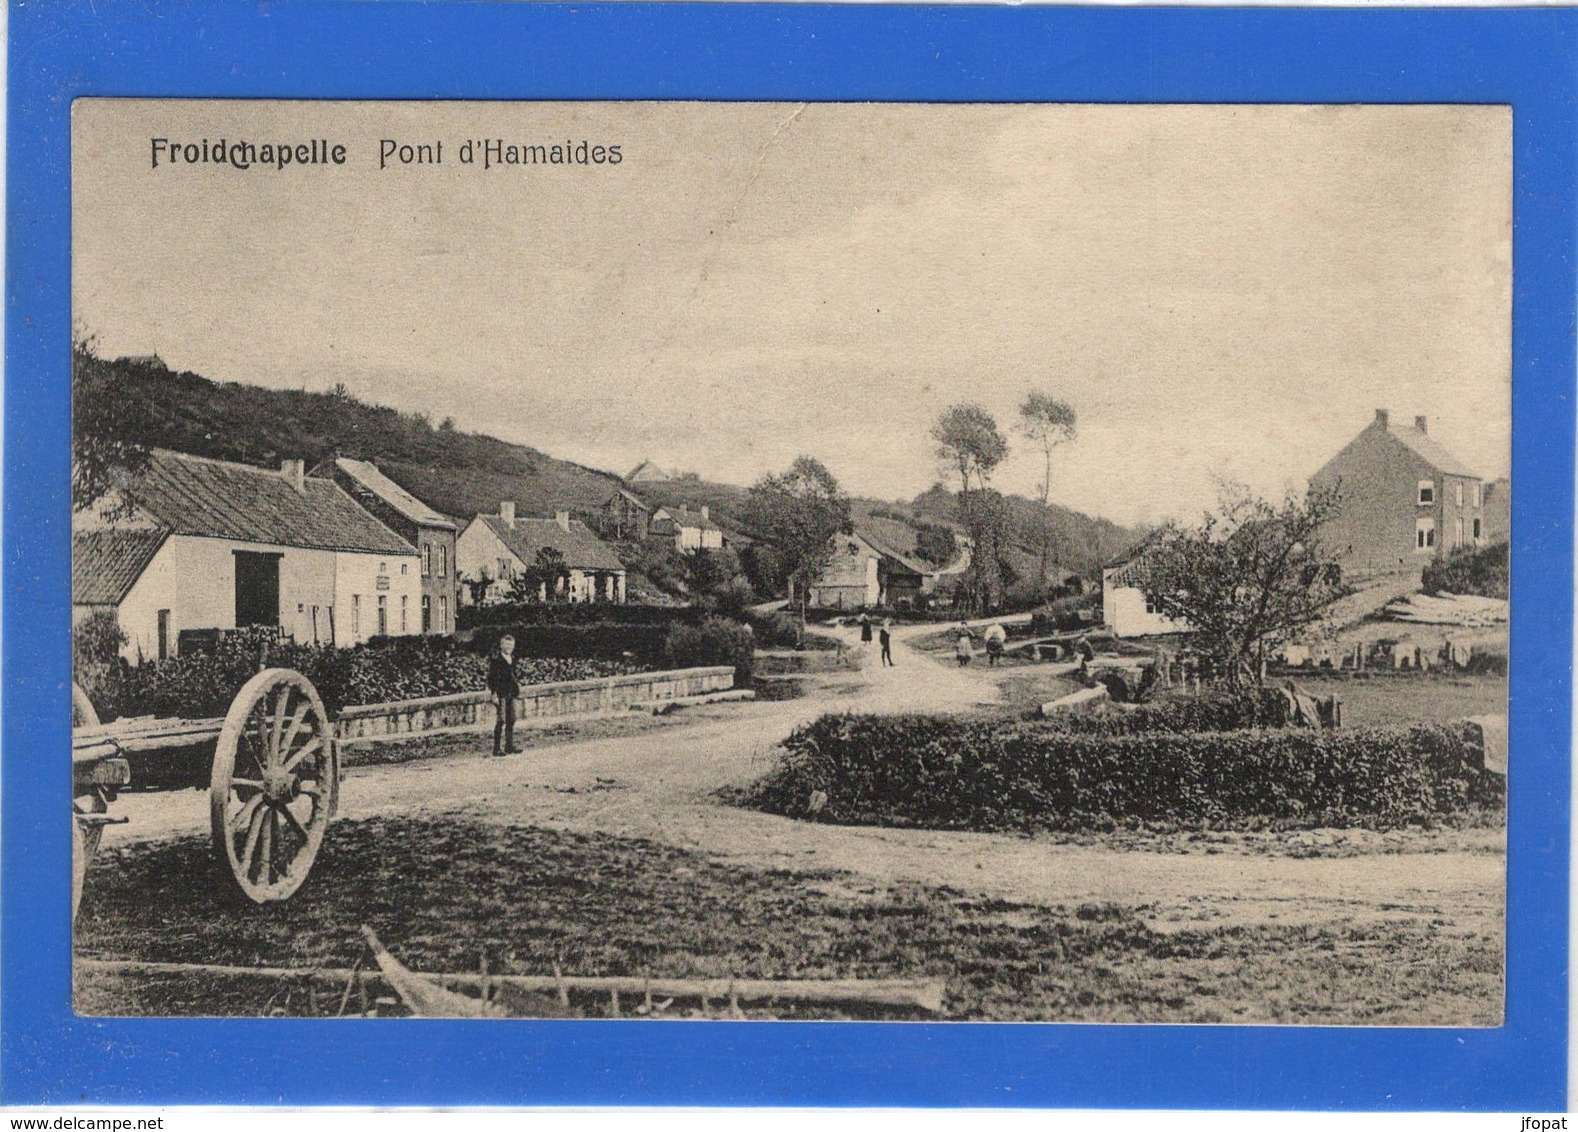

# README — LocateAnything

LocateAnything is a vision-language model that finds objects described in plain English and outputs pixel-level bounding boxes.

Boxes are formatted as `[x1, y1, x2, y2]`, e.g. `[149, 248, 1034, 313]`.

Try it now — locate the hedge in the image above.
[88, 627, 644, 721]
[744, 713, 1503, 833]
[457, 602, 705, 630]
[467, 615, 753, 685]
[1422, 541, 1509, 601]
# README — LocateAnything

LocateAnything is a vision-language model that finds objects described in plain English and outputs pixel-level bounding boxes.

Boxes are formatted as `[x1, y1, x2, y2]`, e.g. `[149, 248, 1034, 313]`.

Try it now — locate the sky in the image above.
[73, 100, 1511, 527]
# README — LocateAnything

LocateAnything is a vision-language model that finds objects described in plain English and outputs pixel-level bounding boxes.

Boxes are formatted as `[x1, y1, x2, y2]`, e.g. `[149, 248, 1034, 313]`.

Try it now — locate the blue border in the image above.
[6, 2, 1573, 1109]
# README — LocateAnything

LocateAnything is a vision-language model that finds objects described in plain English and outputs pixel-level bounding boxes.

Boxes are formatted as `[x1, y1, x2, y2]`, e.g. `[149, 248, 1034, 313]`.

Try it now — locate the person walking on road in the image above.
[858, 612, 873, 646]
[984, 622, 1007, 667]
[488, 634, 523, 756]
[955, 622, 976, 667]
[879, 619, 894, 666]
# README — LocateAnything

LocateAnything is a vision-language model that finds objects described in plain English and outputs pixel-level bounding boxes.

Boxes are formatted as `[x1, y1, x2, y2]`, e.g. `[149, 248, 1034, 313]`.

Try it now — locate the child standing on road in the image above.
[955, 623, 975, 667]
[858, 612, 873, 646]
[879, 619, 894, 667]
[488, 634, 523, 756]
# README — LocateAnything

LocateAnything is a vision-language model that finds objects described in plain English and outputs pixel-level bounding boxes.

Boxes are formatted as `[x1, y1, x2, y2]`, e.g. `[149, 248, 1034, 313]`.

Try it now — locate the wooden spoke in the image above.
[211, 669, 337, 904]
[282, 737, 322, 775]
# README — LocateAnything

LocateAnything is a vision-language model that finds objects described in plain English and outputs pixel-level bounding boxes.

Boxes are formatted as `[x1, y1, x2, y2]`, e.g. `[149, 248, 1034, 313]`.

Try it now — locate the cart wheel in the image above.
[72, 682, 100, 728]
[210, 668, 338, 904]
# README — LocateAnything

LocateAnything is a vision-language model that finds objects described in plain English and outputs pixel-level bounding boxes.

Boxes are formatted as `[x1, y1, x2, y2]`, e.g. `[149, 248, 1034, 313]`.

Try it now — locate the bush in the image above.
[105, 628, 645, 720]
[1029, 593, 1103, 635]
[73, 611, 128, 720]
[457, 603, 707, 630]
[744, 712, 1502, 833]
[1422, 541, 1509, 600]
[662, 616, 754, 684]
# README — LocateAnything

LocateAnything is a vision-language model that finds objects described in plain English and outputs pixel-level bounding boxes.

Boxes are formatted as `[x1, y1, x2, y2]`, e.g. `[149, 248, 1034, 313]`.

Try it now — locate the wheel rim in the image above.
[210, 669, 336, 904]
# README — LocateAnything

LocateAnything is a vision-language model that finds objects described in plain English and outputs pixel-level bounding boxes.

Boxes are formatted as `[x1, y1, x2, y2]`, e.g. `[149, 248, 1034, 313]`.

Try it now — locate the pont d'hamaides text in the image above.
[378, 138, 624, 169]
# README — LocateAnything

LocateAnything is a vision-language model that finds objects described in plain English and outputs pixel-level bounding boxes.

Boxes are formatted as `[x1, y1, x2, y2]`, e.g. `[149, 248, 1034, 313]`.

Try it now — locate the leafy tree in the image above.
[72, 334, 153, 516]
[1019, 392, 1077, 592]
[931, 403, 1008, 493]
[743, 456, 852, 609]
[463, 567, 495, 606]
[912, 522, 958, 569]
[957, 489, 1015, 613]
[1140, 484, 1346, 686]
[525, 546, 570, 602]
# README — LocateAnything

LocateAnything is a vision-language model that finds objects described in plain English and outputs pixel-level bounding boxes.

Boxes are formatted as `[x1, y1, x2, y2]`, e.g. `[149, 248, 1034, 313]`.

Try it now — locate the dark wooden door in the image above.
[234, 551, 282, 627]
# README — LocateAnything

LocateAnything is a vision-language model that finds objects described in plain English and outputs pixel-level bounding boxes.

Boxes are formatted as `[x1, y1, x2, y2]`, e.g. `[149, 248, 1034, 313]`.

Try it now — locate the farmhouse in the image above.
[650, 505, 724, 552]
[1310, 410, 1487, 577]
[312, 457, 459, 634]
[1102, 544, 1189, 638]
[457, 502, 627, 604]
[72, 449, 422, 660]
[807, 529, 941, 610]
[625, 459, 672, 484]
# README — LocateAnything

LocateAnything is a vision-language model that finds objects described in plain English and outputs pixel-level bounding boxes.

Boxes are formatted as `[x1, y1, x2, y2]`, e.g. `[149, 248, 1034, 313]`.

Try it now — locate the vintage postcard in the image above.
[68, 98, 1512, 1029]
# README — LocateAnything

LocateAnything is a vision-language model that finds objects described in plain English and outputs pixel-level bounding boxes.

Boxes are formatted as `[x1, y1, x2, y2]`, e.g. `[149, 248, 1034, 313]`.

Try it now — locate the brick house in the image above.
[1309, 410, 1487, 578]
[312, 457, 459, 634]
[73, 449, 421, 660]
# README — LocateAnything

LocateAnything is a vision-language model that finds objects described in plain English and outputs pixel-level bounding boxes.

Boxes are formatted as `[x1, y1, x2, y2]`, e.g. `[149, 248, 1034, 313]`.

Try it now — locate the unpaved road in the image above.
[99, 624, 1504, 934]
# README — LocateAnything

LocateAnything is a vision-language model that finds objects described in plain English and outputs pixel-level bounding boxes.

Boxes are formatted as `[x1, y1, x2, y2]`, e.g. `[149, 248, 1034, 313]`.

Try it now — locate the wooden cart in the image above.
[72, 668, 339, 920]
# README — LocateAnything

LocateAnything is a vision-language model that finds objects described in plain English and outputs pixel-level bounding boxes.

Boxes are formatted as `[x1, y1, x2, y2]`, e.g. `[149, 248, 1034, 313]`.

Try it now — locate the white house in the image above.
[650, 505, 724, 552]
[1101, 545, 1189, 638]
[73, 449, 422, 661]
[457, 502, 627, 604]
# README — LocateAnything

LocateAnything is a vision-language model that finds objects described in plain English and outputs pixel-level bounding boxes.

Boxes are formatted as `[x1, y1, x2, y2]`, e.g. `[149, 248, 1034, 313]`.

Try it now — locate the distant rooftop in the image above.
[321, 457, 457, 530]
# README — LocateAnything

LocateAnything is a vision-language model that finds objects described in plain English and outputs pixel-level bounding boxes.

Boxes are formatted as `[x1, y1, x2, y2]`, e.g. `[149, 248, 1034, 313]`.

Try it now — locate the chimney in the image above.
[499, 501, 516, 529]
[280, 459, 305, 492]
[700, 505, 710, 521]
[1374, 409, 1389, 430]
[555, 510, 571, 532]
[1414, 415, 1428, 434]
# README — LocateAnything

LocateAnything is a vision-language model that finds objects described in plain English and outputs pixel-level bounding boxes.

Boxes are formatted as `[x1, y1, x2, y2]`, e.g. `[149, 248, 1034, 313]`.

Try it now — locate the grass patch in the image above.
[75, 816, 1500, 1024]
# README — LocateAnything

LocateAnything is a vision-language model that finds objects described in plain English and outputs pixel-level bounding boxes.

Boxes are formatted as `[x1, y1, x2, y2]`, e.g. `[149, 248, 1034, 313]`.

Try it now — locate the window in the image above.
[422, 594, 432, 633]
[422, 543, 432, 576]
[1454, 518, 1465, 548]
[401, 595, 408, 633]
[351, 594, 361, 639]
[1417, 480, 1435, 505]
[1415, 517, 1436, 552]
[439, 546, 448, 578]
[1473, 518, 1483, 542]
[157, 610, 171, 661]
[377, 595, 387, 636]
[439, 596, 449, 633]
[498, 557, 512, 580]
[1455, 482, 1464, 508]
[1472, 482, 1483, 508]
[1144, 596, 1160, 615]
[401, 563, 408, 575]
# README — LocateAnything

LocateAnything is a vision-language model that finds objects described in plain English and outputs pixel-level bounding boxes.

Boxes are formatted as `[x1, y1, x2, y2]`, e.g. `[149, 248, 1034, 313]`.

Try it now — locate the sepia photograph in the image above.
[70, 98, 1510, 1025]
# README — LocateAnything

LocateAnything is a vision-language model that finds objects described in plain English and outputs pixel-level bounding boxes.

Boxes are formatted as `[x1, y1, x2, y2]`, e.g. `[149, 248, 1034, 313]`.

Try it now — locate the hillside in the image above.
[78, 351, 1142, 592]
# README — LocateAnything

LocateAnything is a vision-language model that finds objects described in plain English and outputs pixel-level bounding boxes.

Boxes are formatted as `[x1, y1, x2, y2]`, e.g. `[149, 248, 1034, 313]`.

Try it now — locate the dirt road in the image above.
[99, 626, 1503, 935]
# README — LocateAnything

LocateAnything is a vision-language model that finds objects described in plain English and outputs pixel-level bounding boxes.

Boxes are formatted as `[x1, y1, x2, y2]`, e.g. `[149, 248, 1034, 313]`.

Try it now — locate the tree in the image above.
[1019, 392, 1077, 592]
[912, 522, 958, 569]
[463, 568, 495, 606]
[931, 403, 1008, 494]
[957, 488, 1015, 613]
[742, 456, 852, 610]
[525, 546, 571, 602]
[1140, 484, 1346, 686]
[72, 334, 153, 517]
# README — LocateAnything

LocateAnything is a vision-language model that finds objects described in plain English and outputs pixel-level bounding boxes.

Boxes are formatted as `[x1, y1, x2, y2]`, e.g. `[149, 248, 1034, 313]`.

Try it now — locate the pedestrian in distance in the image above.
[488, 633, 523, 756]
[955, 622, 975, 667]
[879, 619, 894, 667]
[858, 612, 873, 646]
[984, 622, 1007, 667]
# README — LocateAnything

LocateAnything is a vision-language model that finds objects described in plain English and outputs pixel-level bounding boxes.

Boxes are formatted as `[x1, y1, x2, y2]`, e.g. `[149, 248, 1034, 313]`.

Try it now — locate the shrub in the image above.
[106, 628, 645, 720]
[457, 603, 708, 630]
[1043, 689, 1290, 734]
[73, 611, 128, 720]
[1422, 541, 1509, 600]
[662, 616, 755, 684]
[743, 712, 1502, 833]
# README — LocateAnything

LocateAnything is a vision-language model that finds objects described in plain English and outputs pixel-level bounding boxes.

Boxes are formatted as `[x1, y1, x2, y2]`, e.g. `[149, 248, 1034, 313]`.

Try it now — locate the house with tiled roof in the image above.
[1309, 409, 1488, 577]
[312, 457, 459, 634]
[73, 449, 422, 660]
[456, 502, 627, 604]
[650, 504, 724, 552]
